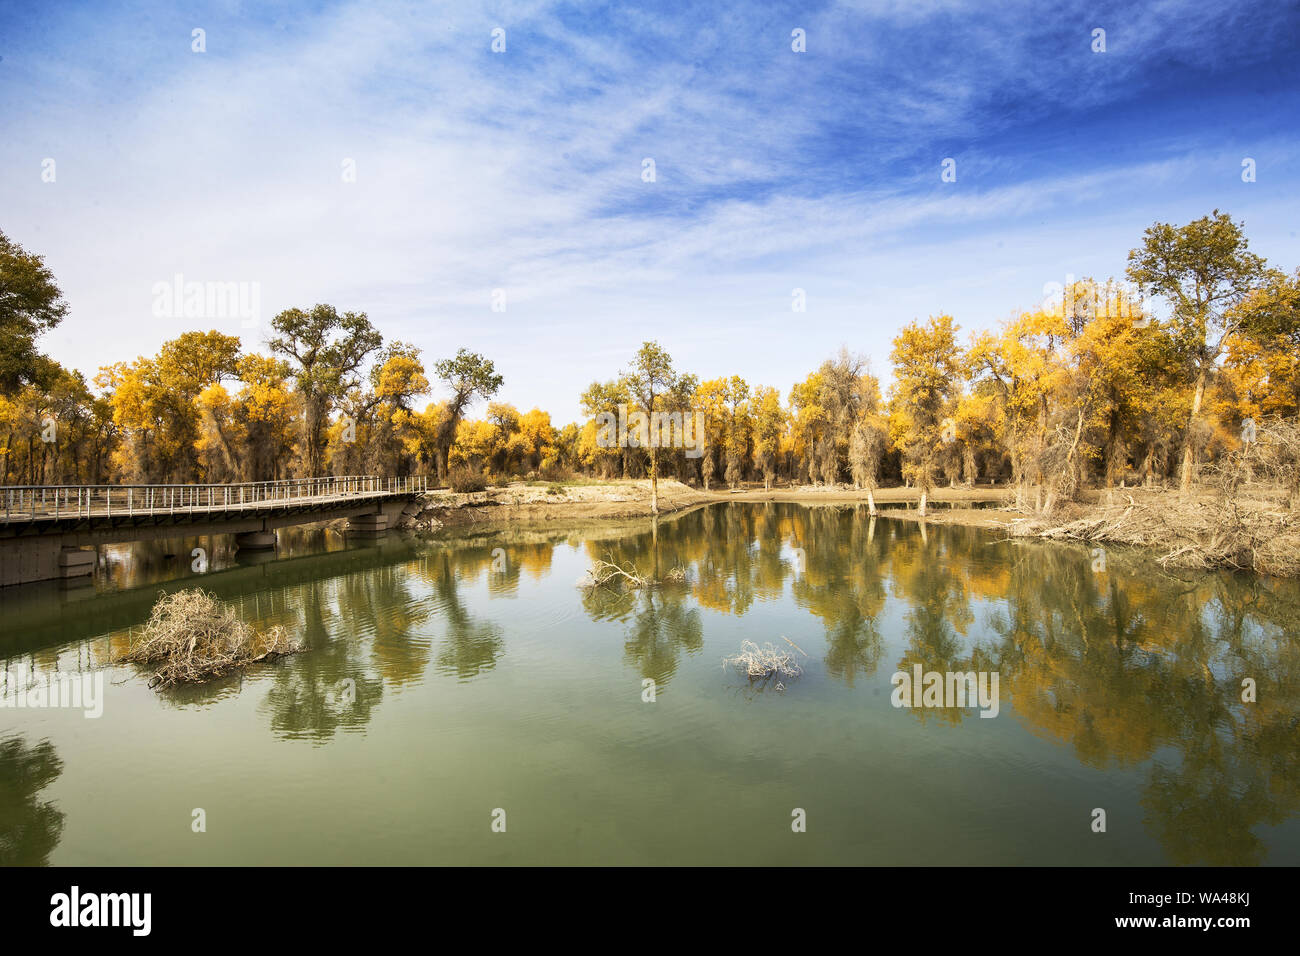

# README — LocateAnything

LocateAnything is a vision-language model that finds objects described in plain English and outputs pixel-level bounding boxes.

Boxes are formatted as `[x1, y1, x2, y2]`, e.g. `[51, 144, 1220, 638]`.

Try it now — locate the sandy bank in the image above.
[401, 479, 1299, 576]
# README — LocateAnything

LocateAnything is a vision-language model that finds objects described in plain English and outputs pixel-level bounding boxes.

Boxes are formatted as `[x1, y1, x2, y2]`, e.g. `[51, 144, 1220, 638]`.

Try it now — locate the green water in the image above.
[2, 503, 1298, 866]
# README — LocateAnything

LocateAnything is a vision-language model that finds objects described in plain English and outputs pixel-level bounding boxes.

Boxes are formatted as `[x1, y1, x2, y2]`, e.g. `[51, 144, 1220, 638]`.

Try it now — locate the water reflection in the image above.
[259, 577, 385, 741]
[0, 735, 64, 866]
[567, 503, 1300, 862]
[982, 534, 1300, 865]
[584, 582, 704, 686]
[2, 502, 1298, 864]
[418, 548, 506, 680]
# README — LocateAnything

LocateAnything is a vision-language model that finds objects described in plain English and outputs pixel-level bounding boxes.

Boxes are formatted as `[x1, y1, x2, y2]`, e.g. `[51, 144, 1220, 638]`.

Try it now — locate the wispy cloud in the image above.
[1, 0, 1297, 419]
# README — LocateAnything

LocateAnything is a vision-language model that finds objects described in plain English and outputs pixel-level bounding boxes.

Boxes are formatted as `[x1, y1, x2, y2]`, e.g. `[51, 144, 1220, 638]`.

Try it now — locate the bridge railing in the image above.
[1, 475, 429, 521]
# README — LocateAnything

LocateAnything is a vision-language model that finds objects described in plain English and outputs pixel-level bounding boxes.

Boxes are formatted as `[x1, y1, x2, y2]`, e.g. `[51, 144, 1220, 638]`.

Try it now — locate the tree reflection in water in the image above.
[0, 735, 64, 866]
[571, 502, 1300, 863]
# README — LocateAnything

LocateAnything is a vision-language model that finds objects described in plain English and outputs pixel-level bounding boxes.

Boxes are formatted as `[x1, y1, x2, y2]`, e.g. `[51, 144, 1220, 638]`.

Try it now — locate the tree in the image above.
[751, 385, 787, 490]
[269, 304, 383, 477]
[1126, 211, 1273, 493]
[0, 230, 68, 396]
[849, 387, 888, 514]
[1221, 269, 1300, 422]
[968, 309, 1070, 510]
[331, 341, 428, 475]
[889, 315, 962, 516]
[515, 407, 558, 474]
[0, 363, 104, 484]
[694, 378, 731, 491]
[579, 379, 631, 478]
[100, 331, 241, 481]
[431, 348, 503, 480]
[232, 353, 295, 480]
[622, 341, 683, 514]
[722, 375, 750, 489]
[788, 371, 827, 485]
[816, 348, 874, 484]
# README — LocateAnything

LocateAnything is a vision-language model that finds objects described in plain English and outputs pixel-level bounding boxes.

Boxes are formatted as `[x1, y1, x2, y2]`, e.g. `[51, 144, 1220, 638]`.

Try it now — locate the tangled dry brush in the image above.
[1017, 495, 1300, 576]
[118, 589, 302, 687]
[723, 639, 806, 681]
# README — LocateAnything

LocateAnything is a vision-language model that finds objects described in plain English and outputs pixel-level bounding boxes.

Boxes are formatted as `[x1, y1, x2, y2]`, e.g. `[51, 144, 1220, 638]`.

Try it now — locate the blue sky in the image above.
[2, 0, 1299, 422]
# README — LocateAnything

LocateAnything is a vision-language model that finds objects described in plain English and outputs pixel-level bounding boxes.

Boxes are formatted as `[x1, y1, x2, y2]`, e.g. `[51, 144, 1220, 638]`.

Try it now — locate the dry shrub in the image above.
[448, 467, 488, 493]
[1229, 418, 1300, 509]
[119, 589, 302, 687]
[723, 639, 805, 681]
[539, 462, 574, 482]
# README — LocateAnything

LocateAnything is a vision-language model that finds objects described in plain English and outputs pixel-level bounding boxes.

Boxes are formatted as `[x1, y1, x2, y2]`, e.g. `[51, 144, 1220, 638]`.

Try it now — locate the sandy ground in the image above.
[393, 479, 1295, 575]
[403, 479, 1023, 533]
[405, 479, 711, 531]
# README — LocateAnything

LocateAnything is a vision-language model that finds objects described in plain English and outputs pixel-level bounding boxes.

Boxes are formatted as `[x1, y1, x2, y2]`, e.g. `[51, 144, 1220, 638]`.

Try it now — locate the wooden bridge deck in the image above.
[1, 476, 428, 527]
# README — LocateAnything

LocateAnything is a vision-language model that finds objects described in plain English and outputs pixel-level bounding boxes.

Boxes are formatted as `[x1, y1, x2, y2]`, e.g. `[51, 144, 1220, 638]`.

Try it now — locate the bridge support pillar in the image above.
[58, 547, 96, 578]
[348, 513, 389, 537]
[0, 539, 96, 588]
[235, 530, 276, 550]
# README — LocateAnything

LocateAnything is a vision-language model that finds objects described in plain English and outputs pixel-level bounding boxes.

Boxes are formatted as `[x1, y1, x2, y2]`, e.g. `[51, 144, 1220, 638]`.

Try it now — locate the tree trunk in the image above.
[1180, 368, 1207, 494]
[650, 447, 659, 515]
[304, 393, 327, 478]
[918, 489, 928, 517]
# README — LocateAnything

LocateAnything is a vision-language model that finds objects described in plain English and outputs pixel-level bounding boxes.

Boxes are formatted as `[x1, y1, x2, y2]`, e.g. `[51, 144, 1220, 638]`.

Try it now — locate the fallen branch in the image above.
[582, 554, 689, 589]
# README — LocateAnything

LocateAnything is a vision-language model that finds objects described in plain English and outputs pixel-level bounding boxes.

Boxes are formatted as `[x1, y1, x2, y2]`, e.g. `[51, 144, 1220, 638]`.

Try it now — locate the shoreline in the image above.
[405, 479, 1299, 577]
[405, 479, 1018, 531]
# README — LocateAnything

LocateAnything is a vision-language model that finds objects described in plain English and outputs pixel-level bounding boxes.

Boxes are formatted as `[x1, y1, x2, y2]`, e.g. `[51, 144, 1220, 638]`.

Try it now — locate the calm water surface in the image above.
[2, 503, 1298, 865]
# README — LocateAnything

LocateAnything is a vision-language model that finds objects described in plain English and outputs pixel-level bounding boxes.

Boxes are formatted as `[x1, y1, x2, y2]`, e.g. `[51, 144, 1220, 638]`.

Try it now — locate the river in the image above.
[2, 502, 1298, 865]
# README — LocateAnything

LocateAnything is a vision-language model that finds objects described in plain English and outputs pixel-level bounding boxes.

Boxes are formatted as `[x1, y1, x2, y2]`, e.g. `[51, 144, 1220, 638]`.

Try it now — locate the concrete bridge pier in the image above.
[59, 547, 96, 578]
[0, 539, 97, 587]
[348, 500, 408, 538]
[235, 529, 277, 550]
[348, 513, 389, 537]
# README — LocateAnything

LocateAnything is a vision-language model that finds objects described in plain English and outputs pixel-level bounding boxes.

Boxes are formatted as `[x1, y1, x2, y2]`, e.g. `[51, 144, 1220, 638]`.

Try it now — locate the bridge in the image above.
[0, 475, 429, 587]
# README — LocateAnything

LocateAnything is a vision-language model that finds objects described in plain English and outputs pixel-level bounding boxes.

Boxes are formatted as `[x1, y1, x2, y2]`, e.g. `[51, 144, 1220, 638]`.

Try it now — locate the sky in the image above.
[2, 0, 1299, 423]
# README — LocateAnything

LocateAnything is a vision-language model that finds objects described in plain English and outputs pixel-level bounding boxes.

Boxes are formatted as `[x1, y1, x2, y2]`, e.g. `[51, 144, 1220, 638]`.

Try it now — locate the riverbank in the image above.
[403, 479, 1300, 576]
[404, 479, 713, 532]
[402, 479, 1013, 532]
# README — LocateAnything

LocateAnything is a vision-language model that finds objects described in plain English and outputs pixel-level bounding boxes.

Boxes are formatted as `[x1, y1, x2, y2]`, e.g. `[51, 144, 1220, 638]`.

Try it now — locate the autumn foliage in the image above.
[2, 213, 1296, 512]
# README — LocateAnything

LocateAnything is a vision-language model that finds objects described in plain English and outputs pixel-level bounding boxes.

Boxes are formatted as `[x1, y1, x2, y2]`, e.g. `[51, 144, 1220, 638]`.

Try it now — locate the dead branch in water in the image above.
[723, 640, 805, 681]
[582, 555, 688, 589]
[118, 589, 303, 688]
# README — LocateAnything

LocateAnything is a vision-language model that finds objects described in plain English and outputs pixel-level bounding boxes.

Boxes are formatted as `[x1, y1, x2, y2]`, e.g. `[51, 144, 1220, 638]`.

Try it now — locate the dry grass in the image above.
[1015, 493, 1300, 576]
[118, 589, 302, 688]
[1015, 419, 1300, 576]
[723, 639, 805, 681]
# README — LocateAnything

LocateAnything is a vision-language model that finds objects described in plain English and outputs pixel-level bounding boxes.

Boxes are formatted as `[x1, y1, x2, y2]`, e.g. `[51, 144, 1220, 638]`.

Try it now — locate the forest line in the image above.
[2, 209, 1297, 517]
